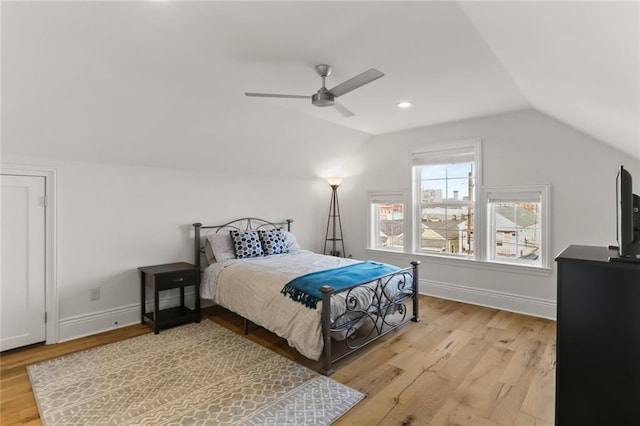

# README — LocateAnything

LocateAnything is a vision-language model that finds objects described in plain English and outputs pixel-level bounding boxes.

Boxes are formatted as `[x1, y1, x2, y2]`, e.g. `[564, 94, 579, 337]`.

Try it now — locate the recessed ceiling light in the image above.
[397, 101, 412, 108]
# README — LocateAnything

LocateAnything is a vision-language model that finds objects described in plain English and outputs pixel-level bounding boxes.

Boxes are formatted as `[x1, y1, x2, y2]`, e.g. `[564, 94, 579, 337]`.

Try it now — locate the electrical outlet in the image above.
[90, 287, 100, 301]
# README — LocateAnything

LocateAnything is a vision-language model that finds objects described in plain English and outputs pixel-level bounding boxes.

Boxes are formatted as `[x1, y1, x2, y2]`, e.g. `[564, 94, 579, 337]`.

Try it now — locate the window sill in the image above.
[365, 248, 553, 277]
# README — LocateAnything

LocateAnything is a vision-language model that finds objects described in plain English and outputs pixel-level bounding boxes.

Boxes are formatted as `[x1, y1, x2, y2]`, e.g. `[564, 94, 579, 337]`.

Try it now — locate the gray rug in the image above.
[28, 320, 364, 425]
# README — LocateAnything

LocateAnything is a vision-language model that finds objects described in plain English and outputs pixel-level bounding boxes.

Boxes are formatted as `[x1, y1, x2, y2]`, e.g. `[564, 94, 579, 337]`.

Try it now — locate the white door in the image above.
[1, 174, 46, 351]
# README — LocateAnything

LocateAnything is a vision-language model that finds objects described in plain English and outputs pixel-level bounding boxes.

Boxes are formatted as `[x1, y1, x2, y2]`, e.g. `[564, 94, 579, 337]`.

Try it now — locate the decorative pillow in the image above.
[203, 237, 215, 265]
[283, 231, 301, 253]
[205, 233, 236, 263]
[229, 230, 264, 259]
[258, 229, 289, 256]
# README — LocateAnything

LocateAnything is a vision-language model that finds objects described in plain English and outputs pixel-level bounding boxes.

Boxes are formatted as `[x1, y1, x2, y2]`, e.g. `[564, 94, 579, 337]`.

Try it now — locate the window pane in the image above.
[420, 205, 474, 255]
[420, 164, 448, 180]
[420, 162, 475, 202]
[372, 202, 404, 250]
[447, 176, 473, 202]
[421, 179, 446, 202]
[492, 201, 541, 264]
[445, 162, 474, 179]
[412, 143, 478, 259]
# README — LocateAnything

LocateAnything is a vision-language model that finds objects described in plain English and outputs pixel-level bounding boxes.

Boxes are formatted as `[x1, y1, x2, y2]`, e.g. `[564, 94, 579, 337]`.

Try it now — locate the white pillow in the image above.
[204, 233, 236, 263]
[283, 231, 301, 253]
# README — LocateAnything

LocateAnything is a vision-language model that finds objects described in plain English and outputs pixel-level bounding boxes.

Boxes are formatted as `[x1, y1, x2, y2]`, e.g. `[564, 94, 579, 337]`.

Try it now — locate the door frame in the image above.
[1, 164, 58, 345]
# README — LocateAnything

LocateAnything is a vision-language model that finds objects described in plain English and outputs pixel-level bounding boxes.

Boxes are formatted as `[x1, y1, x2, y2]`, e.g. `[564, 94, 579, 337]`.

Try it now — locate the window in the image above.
[483, 185, 550, 268]
[411, 141, 481, 257]
[367, 191, 406, 251]
[367, 139, 550, 272]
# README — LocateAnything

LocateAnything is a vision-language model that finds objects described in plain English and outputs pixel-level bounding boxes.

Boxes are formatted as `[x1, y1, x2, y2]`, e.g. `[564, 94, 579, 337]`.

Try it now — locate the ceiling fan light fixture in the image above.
[312, 91, 336, 107]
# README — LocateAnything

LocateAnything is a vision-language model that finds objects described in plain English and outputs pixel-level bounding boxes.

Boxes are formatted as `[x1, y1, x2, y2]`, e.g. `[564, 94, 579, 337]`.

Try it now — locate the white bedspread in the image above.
[200, 250, 410, 360]
[200, 250, 411, 361]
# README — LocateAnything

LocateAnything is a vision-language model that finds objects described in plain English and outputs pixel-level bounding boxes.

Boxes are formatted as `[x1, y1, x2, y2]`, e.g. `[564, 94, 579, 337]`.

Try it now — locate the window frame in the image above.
[366, 139, 552, 275]
[481, 184, 550, 269]
[410, 139, 482, 259]
[367, 190, 408, 252]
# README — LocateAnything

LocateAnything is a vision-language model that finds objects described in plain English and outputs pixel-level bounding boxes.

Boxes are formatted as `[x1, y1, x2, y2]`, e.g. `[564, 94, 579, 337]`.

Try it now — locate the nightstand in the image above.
[138, 262, 201, 334]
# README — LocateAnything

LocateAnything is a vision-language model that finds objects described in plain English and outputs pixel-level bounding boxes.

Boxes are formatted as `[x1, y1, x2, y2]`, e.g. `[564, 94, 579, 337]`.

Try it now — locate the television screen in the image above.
[613, 165, 640, 262]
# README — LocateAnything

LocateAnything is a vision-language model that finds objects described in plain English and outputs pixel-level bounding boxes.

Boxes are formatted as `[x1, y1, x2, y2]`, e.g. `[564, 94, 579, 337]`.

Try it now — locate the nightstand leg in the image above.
[140, 272, 146, 324]
[154, 288, 160, 334]
[180, 286, 185, 316]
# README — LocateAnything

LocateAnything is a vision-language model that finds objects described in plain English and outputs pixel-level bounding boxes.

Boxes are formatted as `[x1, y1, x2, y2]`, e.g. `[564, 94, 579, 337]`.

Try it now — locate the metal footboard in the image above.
[320, 260, 420, 375]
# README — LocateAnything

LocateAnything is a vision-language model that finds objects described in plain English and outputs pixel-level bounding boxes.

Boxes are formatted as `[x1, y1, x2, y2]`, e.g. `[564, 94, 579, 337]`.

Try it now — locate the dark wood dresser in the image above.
[555, 245, 640, 425]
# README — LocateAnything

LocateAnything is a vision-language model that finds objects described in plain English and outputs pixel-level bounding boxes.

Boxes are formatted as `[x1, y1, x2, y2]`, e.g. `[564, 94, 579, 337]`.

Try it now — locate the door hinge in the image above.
[42, 195, 48, 207]
[45, 312, 48, 323]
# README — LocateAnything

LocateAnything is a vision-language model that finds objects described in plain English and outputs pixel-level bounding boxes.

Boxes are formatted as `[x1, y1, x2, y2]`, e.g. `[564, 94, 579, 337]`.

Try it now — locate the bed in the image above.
[193, 218, 420, 375]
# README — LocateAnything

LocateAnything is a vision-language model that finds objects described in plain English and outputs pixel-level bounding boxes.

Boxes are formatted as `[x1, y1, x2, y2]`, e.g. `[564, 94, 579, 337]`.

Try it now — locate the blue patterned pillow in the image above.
[258, 229, 289, 256]
[229, 230, 264, 259]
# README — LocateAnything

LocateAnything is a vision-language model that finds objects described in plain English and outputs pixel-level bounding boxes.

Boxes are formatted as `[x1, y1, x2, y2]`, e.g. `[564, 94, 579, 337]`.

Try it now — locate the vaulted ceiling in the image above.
[2, 1, 638, 174]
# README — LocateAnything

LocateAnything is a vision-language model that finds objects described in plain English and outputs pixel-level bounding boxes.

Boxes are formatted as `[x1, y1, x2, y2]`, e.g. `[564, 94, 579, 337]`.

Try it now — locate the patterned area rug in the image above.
[28, 320, 364, 425]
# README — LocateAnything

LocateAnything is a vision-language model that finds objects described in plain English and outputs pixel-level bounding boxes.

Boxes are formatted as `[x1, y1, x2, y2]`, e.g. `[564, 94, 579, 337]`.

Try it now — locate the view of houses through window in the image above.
[372, 202, 404, 250]
[369, 141, 547, 268]
[373, 200, 542, 260]
[487, 195, 544, 265]
[493, 202, 541, 260]
[483, 185, 547, 267]
[418, 162, 475, 256]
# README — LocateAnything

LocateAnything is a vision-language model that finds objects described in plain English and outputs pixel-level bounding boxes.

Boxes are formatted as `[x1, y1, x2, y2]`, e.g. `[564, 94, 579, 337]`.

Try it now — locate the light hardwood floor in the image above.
[1, 295, 556, 425]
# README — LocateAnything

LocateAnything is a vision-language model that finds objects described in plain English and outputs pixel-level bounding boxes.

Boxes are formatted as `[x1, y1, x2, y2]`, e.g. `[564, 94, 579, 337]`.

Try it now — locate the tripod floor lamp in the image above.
[323, 177, 346, 257]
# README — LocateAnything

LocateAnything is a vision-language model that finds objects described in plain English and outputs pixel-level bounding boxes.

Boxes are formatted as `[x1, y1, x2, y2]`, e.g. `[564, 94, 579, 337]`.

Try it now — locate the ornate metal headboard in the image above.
[192, 218, 293, 267]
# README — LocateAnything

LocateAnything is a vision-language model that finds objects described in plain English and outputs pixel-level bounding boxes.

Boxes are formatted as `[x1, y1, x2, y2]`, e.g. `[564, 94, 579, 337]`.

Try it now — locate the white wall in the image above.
[3, 109, 637, 340]
[340, 109, 639, 319]
[2, 155, 335, 341]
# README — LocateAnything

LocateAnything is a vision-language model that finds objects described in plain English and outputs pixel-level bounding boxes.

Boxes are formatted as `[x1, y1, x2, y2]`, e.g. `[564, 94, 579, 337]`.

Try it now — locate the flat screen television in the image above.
[611, 165, 640, 262]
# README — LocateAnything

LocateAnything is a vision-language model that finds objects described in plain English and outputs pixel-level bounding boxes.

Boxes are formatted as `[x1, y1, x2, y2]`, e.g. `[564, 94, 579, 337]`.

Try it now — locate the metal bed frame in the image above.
[192, 218, 420, 376]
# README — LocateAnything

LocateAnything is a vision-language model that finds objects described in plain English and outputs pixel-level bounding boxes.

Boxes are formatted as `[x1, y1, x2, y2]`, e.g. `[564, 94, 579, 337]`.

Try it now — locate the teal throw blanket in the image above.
[281, 261, 401, 309]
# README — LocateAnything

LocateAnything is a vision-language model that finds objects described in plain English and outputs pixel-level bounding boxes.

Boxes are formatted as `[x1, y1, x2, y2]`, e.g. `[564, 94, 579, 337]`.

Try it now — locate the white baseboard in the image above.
[57, 279, 555, 343]
[420, 278, 556, 320]
[58, 291, 197, 343]
[58, 304, 140, 342]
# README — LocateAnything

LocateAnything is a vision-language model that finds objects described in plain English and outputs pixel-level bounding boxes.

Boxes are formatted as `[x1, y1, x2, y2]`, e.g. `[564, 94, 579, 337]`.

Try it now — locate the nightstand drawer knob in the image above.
[173, 277, 184, 283]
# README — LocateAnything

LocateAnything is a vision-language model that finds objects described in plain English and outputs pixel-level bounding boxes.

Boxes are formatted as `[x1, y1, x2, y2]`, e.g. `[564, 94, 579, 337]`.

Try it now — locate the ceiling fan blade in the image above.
[328, 68, 384, 98]
[245, 93, 309, 99]
[333, 102, 355, 117]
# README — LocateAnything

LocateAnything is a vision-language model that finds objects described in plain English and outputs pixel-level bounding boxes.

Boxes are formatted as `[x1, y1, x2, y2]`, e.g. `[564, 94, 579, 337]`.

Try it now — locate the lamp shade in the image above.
[326, 177, 342, 187]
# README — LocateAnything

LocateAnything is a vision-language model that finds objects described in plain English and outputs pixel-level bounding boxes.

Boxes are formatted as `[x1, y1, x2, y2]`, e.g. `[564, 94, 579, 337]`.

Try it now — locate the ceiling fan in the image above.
[245, 64, 384, 117]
